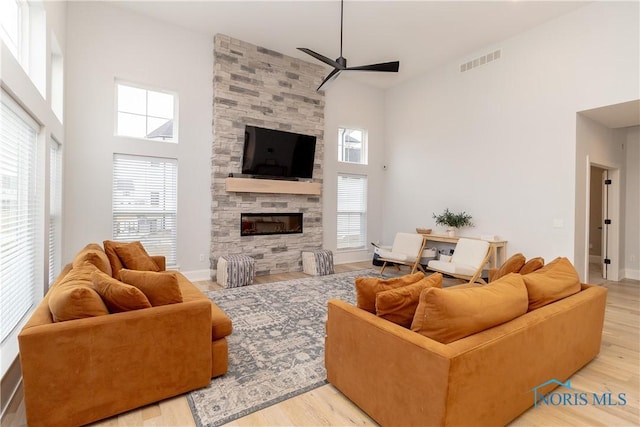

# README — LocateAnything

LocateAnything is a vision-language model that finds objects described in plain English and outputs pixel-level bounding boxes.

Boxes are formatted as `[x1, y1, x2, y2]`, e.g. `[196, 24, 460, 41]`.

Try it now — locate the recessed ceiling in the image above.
[113, 0, 588, 89]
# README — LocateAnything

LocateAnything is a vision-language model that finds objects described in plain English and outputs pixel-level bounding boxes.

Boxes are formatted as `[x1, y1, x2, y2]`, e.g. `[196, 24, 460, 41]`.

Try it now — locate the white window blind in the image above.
[337, 174, 367, 250]
[112, 154, 177, 266]
[1, 92, 39, 342]
[48, 139, 62, 285]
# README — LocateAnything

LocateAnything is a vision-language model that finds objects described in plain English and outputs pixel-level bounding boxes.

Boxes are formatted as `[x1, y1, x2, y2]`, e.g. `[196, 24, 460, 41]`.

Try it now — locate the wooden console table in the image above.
[418, 233, 507, 269]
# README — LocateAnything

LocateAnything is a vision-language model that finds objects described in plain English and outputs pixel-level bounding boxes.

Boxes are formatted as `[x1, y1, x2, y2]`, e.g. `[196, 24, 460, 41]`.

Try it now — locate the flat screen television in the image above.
[242, 125, 317, 179]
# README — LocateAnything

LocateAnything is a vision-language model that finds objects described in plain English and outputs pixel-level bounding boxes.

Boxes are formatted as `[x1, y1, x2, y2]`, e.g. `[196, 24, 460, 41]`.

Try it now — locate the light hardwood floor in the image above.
[2, 262, 638, 427]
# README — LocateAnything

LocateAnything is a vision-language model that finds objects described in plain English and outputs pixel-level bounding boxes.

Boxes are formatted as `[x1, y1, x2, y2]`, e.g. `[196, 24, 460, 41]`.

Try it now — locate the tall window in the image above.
[48, 139, 62, 285]
[112, 154, 178, 266]
[115, 82, 177, 142]
[1, 91, 40, 342]
[337, 174, 367, 250]
[338, 127, 367, 164]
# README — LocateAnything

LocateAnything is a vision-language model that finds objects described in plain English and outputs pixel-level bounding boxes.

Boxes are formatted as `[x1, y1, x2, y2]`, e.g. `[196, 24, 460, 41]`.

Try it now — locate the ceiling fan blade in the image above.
[297, 48, 345, 70]
[346, 61, 400, 72]
[317, 68, 342, 91]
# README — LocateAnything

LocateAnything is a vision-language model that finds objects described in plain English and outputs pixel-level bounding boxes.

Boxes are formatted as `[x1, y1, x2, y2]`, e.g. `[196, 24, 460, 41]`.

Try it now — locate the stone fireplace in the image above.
[211, 34, 326, 277]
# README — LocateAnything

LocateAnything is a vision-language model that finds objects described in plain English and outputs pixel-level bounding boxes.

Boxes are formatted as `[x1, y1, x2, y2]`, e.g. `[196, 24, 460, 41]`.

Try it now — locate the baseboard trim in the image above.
[1, 356, 22, 419]
[622, 268, 640, 281]
[181, 269, 213, 282]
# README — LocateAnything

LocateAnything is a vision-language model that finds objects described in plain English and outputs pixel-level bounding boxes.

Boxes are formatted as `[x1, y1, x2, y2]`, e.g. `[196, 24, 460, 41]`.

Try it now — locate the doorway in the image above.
[586, 163, 620, 282]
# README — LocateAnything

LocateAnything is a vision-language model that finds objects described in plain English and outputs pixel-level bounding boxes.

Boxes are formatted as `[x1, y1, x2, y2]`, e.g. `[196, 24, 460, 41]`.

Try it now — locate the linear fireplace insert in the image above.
[241, 213, 303, 236]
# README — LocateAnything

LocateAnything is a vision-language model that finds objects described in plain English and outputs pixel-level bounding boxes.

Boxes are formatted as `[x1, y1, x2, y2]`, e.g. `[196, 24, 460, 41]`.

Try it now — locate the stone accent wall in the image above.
[211, 34, 326, 277]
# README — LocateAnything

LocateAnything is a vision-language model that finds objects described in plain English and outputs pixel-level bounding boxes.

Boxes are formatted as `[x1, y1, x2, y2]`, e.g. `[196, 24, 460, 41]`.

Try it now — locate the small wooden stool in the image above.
[302, 249, 334, 276]
[217, 255, 255, 288]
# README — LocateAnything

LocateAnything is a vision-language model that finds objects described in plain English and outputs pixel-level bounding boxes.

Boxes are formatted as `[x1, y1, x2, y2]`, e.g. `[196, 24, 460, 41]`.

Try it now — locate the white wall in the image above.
[623, 126, 640, 280]
[383, 2, 639, 280]
[64, 2, 213, 278]
[323, 77, 386, 264]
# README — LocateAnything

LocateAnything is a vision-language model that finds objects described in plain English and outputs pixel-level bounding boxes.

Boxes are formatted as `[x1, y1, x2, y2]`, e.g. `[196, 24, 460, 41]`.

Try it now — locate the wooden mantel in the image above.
[225, 177, 321, 195]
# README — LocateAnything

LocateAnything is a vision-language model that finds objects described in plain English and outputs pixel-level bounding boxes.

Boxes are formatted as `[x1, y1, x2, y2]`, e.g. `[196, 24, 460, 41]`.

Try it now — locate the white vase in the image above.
[447, 228, 456, 237]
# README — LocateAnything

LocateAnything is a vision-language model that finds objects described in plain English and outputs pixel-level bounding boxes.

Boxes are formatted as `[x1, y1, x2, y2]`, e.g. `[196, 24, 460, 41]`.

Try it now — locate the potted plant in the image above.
[433, 208, 474, 237]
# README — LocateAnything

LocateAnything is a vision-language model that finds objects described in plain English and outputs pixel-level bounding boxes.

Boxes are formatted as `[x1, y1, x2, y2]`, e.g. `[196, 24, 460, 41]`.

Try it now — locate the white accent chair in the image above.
[426, 238, 491, 284]
[378, 232, 427, 275]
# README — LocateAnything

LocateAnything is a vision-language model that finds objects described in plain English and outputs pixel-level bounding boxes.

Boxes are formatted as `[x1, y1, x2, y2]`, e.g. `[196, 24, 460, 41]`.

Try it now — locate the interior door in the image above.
[601, 169, 609, 280]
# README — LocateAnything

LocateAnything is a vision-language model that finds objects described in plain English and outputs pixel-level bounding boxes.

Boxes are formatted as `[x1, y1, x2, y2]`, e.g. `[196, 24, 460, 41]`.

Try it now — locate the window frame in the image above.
[114, 80, 179, 143]
[338, 127, 367, 165]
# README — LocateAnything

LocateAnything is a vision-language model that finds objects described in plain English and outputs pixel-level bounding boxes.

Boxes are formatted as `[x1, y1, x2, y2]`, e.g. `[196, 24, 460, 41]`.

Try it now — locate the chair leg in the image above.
[380, 262, 387, 275]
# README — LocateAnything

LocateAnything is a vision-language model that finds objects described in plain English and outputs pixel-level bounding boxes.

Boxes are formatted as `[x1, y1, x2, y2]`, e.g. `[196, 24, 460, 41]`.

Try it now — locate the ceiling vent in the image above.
[460, 49, 501, 73]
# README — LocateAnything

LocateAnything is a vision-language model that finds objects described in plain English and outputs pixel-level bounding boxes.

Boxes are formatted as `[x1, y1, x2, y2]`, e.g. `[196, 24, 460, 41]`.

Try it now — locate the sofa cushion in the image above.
[411, 273, 529, 344]
[113, 241, 160, 272]
[355, 272, 425, 313]
[491, 253, 526, 281]
[375, 273, 443, 328]
[90, 270, 152, 313]
[520, 257, 545, 275]
[119, 269, 183, 306]
[72, 243, 112, 276]
[522, 257, 581, 310]
[48, 265, 110, 322]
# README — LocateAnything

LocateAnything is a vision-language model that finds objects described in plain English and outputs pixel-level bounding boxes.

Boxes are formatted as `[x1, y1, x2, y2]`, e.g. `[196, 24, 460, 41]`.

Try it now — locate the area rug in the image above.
[187, 268, 378, 427]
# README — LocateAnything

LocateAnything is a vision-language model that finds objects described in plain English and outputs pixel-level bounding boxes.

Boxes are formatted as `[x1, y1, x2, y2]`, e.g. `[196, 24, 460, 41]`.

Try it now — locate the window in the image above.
[50, 33, 63, 122]
[115, 82, 177, 142]
[112, 154, 178, 266]
[0, 0, 22, 59]
[337, 174, 367, 250]
[338, 127, 367, 164]
[48, 138, 62, 285]
[1, 91, 40, 342]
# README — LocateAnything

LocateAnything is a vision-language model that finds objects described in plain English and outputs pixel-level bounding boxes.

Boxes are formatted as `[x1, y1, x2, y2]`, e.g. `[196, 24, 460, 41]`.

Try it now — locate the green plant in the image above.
[432, 208, 474, 229]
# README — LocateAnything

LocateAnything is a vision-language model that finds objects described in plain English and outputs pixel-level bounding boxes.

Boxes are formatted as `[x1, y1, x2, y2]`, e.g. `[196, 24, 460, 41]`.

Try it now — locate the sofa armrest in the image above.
[152, 255, 166, 271]
[19, 299, 211, 427]
[325, 299, 454, 427]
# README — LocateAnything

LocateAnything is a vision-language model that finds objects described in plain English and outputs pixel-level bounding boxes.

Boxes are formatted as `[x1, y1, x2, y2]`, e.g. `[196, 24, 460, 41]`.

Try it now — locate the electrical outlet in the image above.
[199, 254, 205, 262]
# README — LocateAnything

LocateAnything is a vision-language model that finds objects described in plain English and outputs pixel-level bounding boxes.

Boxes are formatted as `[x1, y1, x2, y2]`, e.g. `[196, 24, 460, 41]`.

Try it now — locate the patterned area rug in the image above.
[187, 269, 377, 427]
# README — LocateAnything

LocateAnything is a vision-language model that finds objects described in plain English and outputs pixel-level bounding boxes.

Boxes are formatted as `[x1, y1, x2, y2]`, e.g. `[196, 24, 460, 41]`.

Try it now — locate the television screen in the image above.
[242, 126, 316, 179]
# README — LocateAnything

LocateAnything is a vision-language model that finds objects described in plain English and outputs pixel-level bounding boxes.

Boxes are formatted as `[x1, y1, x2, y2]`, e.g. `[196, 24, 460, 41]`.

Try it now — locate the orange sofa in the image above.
[18, 243, 232, 427]
[326, 275, 607, 426]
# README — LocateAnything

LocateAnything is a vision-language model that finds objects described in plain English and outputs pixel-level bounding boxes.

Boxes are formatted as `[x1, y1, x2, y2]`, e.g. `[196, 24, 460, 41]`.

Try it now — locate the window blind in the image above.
[337, 174, 367, 250]
[1, 92, 39, 342]
[48, 139, 62, 285]
[112, 154, 178, 266]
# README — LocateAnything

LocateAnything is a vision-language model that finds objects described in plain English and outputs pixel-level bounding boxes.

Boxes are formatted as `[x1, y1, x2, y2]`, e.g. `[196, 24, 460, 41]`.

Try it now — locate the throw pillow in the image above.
[520, 257, 545, 275]
[411, 273, 529, 344]
[375, 273, 443, 328]
[119, 269, 183, 306]
[522, 257, 581, 311]
[48, 265, 110, 322]
[103, 240, 127, 279]
[355, 272, 425, 313]
[72, 243, 112, 276]
[113, 241, 160, 272]
[90, 270, 152, 313]
[491, 253, 526, 282]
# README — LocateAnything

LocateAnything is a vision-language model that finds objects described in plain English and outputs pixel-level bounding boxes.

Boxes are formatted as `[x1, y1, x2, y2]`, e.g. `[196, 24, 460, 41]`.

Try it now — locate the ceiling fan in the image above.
[297, 0, 400, 91]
